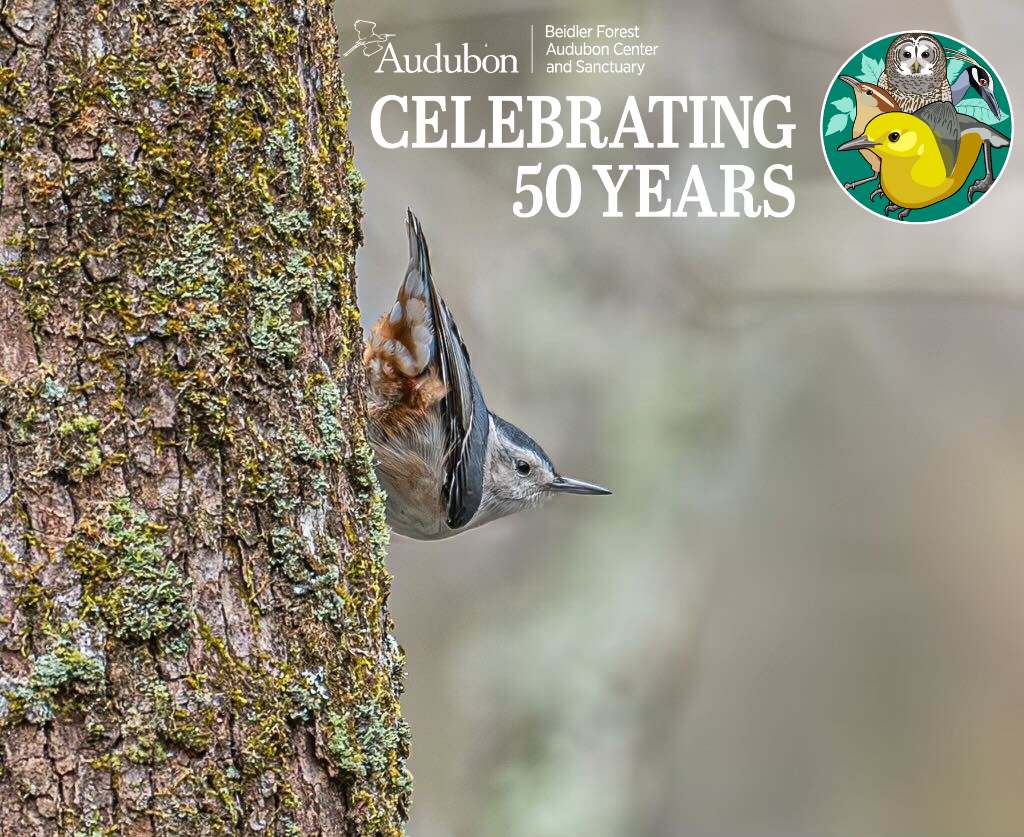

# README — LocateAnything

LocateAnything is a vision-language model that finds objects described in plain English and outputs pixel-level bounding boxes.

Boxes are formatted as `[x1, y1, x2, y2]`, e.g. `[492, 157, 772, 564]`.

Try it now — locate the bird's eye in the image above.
[980, 79, 988, 86]
[903, 51, 911, 58]
[888, 131, 900, 142]
[515, 459, 531, 476]
[921, 51, 929, 59]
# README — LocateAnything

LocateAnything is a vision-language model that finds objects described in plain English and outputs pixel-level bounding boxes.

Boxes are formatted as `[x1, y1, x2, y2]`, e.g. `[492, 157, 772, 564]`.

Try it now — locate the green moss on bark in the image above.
[68, 498, 191, 649]
[0, 0, 408, 832]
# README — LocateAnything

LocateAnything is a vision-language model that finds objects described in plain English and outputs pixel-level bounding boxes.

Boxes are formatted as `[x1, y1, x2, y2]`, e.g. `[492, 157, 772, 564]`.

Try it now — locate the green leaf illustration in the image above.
[825, 113, 849, 136]
[857, 54, 884, 82]
[831, 97, 854, 113]
[946, 59, 965, 83]
[956, 98, 1009, 125]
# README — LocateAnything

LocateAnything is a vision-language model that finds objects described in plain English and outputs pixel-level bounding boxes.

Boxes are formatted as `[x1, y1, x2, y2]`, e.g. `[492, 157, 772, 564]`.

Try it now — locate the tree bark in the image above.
[0, 0, 409, 833]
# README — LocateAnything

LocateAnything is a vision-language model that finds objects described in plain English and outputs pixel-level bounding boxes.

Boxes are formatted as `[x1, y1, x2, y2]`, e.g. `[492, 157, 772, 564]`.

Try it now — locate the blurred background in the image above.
[337, 1, 1024, 835]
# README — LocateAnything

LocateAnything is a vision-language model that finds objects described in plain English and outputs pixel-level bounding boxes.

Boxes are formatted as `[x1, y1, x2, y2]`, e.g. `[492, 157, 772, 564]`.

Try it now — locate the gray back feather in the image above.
[405, 210, 489, 529]
[956, 112, 1010, 148]
[914, 102, 961, 178]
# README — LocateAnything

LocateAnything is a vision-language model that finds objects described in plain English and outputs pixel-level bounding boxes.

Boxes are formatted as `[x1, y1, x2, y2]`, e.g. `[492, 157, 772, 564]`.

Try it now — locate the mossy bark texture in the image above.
[0, 0, 409, 834]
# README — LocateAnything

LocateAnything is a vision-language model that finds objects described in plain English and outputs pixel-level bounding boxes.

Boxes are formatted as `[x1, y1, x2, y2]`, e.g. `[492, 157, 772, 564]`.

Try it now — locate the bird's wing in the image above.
[404, 211, 489, 529]
[955, 112, 1010, 148]
[353, 19, 378, 40]
[914, 101, 961, 178]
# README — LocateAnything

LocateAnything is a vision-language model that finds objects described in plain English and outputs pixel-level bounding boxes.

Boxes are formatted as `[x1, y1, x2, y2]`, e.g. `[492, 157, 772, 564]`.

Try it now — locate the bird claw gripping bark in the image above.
[968, 174, 994, 203]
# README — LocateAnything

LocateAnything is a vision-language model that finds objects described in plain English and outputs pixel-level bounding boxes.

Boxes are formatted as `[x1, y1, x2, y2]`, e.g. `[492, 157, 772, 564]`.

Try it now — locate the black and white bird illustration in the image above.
[947, 50, 1001, 119]
[877, 33, 952, 113]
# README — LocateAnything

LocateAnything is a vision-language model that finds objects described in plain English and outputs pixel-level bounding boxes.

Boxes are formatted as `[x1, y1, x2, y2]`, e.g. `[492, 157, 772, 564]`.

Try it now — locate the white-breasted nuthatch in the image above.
[363, 210, 611, 540]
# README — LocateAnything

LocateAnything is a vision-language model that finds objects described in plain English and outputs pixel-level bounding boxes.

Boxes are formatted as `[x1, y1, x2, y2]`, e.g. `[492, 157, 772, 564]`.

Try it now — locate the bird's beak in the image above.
[838, 135, 881, 152]
[550, 476, 612, 496]
[913, 60, 921, 73]
[979, 85, 1001, 120]
[838, 75, 860, 91]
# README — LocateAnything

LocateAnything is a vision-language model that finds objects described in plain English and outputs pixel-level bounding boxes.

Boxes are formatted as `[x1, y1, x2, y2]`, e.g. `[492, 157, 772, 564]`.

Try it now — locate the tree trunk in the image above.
[0, 0, 409, 833]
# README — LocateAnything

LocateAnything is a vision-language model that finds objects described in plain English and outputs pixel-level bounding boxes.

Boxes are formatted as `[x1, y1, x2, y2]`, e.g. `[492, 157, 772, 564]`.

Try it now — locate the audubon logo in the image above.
[343, 20, 518, 75]
[376, 43, 518, 75]
[343, 20, 395, 58]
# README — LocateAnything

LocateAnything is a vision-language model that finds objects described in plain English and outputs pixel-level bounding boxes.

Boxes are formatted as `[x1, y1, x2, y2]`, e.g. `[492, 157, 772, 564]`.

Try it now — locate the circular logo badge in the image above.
[821, 32, 1012, 222]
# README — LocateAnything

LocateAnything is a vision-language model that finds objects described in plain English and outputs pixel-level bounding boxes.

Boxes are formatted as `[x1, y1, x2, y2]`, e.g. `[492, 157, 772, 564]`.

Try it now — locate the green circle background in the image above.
[822, 33, 1012, 223]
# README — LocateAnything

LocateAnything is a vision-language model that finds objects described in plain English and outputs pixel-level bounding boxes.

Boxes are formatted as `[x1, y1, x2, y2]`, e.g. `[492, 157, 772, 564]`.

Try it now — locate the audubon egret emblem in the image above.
[343, 20, 395, 58]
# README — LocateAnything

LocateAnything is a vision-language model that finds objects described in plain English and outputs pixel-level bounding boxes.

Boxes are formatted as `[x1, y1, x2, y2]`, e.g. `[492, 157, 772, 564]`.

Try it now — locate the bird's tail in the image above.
[400, 211, 486, 530]
[987, 127, 1010, 149]
[365, 210, 437, 380]
[363, 211, 447, 434]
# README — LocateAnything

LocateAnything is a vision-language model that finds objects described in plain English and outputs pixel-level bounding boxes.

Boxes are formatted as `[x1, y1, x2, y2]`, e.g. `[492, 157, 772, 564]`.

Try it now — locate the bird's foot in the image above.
[968, 174, 994, 203]
[870, 188, 884, 203]
[844, 173, 879, 193]
[884, 202, 900, 217]
[898, 208, 911, 221]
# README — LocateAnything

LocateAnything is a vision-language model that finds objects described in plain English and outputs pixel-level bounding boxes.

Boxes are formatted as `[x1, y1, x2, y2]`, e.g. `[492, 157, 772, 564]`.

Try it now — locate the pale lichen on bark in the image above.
[0, 0, 408, 833]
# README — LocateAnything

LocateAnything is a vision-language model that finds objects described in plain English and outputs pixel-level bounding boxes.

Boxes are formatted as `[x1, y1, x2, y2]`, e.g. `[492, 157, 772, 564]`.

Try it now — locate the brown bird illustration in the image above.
[876, 33, 952, 113]
[837, 76, 901, 198]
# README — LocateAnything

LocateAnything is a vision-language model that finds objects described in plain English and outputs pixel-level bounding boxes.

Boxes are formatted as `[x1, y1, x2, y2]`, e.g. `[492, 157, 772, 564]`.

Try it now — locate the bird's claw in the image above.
[967, 175, 994, 203]
[870, 188, 884, 203]
[883, 202, 910, 221]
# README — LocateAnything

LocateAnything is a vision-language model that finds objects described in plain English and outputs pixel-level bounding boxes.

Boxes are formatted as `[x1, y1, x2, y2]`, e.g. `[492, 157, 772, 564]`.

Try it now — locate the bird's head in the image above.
[838, 113, 925, 162]
[891, 35, 943, 76]
[478, 414, 610, 521]
[838, 77, 901, 115]
[971, 66, 993, 89]
[970, 67, 1001, 119]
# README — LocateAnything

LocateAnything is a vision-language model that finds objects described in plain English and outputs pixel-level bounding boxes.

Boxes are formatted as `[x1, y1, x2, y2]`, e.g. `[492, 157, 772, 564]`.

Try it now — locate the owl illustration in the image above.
[877, 33, 952, 113]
